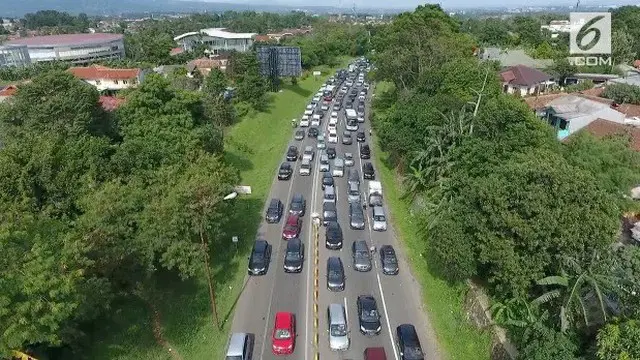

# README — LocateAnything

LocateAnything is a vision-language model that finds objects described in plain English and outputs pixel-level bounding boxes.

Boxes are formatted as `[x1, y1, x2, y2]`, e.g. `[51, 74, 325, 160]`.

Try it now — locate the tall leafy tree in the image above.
[596, 319, 640, 360]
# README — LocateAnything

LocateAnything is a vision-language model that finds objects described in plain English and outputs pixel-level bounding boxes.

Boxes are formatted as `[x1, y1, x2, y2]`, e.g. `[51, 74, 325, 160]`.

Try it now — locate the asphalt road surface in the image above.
[230, 80, 441, 360]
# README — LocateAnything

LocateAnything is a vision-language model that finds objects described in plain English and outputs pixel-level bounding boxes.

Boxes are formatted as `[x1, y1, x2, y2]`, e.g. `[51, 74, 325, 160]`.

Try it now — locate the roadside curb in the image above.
[312, 221, 320, 359]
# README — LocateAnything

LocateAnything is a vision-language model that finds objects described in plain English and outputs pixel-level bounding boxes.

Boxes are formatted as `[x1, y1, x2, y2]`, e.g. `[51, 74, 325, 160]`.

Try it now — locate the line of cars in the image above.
[227, 59, 425, 360]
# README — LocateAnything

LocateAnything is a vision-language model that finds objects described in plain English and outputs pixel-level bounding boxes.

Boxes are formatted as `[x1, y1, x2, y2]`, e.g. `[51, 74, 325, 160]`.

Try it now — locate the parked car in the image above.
[322, 172, 335, 190]
[283, 237, 304, 273]
[396, 324, 424, 360]
[289, 194, 306, 216]
[328, 303, 350, 351]
[272, 312, 296, 355]
[349, 201, 366, 230]
[265, 198, 283, 223]
[294, 130, 305, 140]
[380, 245, 399, 275]
[278, 162, 292, 180]
[360, 143, 371, 159]
[248, 240, 271, 275]
[286, 146, 299, 161]
[282, 214, 302, 240]
[363, 162, 375, 180]
[325, 221, 343, 249]
[327, 256, 345, 291]
[352, 240, 372, 272]
[356, 131, 366, 142]
[364, 347, 387, 360]
[357, 295, 382, 335]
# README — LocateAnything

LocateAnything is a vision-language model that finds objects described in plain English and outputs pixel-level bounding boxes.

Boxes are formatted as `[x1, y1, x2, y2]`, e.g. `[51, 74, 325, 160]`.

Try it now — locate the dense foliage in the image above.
[372, 4, 640, 358]
[602, 83, 640, 105]
[21, 10, 95, 33]
[0, 72, 238, 356]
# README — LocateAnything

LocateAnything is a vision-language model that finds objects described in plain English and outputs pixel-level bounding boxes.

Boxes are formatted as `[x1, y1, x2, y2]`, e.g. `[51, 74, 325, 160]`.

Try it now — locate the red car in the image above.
[272, 311, 296, 355]
[282, 214, 302, 240]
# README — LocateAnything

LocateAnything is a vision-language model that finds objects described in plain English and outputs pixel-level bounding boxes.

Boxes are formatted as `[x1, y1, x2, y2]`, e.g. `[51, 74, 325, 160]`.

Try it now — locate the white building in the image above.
[174, 28, 256, 54]
[0, 44, 31, 67]
[541, 20, 571, 34]
[68, 65, 145, 92]
[5, 33, 125, 64]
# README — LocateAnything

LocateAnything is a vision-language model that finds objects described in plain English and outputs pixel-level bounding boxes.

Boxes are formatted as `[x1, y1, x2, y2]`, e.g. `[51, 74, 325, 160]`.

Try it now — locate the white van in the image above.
[304, 109, 313, 116]
[300, 116, 310, 127]
[328, 303, 349, 351]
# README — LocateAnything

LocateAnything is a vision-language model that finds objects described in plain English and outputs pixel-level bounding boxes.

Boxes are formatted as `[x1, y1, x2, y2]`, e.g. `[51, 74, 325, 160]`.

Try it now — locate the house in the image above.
[187, 55, 229, 76]
[480, 47, 553, 69]
[540, 94, 626, 140]
[68, 65, 145, 92]
[540, 20, 571, 38]
[500, 65, 554, 96]
[174, 28, 256, 54]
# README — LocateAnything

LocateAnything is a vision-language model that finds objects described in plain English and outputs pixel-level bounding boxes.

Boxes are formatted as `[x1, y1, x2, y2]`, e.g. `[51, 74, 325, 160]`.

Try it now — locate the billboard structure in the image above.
[257, 46, 302, 91]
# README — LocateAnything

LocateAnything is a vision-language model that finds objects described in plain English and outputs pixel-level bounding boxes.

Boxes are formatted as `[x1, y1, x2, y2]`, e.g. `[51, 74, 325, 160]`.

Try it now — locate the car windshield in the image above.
[330, 324, 347, 337]
[404, 347, 423, 358]
[286, 251, 301, 261]
[385, 253, 398, 263]
[285, 224, 297, 232]
[275, 329, 291, 339]
[226, 356, 243, 360]
[252, 251, 264, 261]
[375, 215, 386, 222]
[361, 307, 379, 322]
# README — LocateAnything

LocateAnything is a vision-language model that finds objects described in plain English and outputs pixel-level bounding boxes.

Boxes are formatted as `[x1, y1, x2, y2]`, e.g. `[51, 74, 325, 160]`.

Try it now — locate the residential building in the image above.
[68, 65, 145, 92]
[0, 44, 31, 67]
[187, 55, 229, 76]
[480, 47, 553, 69]
[265, 28, 312, 42]
[500, 65, 554, 96]
[4, 33, 125, 64]
[539, 94, 626, 140]
[541, 20, 571, 38]
[174, 28, 256, 54]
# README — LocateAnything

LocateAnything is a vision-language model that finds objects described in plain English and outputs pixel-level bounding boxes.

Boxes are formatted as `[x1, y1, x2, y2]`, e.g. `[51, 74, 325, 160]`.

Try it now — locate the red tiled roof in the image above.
[170, 47, 184, 56]
[188, 57, 226, 69]
[7, 33, 123, 46]
[634, 60, 640, 69]
[500, 64, 551, 87]
[617, 103, 640, 118]
[574, 118, 640, 151]
[254, 35, 271, 42]
[68, 65, 140, 81]
[0, 85, 18, 97]
[99, 96, 125, 111]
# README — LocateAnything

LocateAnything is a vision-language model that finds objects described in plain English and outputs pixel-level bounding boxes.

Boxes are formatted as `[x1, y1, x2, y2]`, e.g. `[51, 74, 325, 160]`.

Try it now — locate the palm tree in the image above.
[533, 251, 619, 332]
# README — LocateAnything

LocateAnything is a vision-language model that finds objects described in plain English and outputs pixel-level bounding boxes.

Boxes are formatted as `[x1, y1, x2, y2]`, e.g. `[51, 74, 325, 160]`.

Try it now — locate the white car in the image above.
[329, 116, 338, 126]
[300, 117, 310, 127]
[358, 95, 365, 102]
[328, 131, 338, 143]
[328, 122, 337, 131]
[306, 104, 314, 110]
[357, 115, 365, 123]
[300, 159, 312, 176]
[311, 115, 321, 127]
[312, 96, 321, 103]
[304, 109, 313, 116]
[364, 83, 369, 89]
[317, 135, 326, 149]
[330, 111, 338, 118]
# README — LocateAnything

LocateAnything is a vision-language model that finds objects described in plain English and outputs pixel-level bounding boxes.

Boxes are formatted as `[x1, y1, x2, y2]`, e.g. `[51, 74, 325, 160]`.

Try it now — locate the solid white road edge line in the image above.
[258, 141, 300, 358]
[376, 272, 400, 360]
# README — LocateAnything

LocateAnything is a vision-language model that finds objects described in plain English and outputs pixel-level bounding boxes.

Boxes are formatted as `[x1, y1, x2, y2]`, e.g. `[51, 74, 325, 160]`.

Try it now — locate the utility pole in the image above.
[470, 66, 490, 117]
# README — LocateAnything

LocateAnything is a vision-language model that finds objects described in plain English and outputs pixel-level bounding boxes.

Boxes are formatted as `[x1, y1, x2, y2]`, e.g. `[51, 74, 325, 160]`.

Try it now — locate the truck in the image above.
[368, 181, 383, 207]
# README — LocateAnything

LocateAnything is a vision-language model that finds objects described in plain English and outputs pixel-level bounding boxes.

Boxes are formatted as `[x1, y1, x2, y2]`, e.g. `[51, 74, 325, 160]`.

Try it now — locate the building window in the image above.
[114, 80, 119, 85]
[122, 80, 128, 85]
[95, 80, 101, 85]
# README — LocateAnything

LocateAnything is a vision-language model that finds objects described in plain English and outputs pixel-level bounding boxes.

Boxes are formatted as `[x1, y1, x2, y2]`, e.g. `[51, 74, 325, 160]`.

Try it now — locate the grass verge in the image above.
[371, 82, 493, 360]
[86, 58, 350, 360]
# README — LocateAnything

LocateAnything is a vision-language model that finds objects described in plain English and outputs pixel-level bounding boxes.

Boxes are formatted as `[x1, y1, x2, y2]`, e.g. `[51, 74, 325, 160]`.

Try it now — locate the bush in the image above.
[234, 101, 255, 119]
[602, 83, 640, 104]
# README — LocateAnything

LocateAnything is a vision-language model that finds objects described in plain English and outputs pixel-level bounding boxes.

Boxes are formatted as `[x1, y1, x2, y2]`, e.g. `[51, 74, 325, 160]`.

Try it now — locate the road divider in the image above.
[312, 221, 320, 359]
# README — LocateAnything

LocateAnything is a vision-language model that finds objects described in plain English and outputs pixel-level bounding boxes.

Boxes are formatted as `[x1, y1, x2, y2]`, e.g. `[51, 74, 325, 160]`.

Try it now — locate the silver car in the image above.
[328, 303, 350, 351]
[352, 240, 372, 272]
[344, 153, 354, 167]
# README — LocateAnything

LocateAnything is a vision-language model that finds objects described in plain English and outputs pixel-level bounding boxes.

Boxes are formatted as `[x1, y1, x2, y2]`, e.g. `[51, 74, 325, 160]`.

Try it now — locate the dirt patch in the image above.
[148, 301, 184, 360]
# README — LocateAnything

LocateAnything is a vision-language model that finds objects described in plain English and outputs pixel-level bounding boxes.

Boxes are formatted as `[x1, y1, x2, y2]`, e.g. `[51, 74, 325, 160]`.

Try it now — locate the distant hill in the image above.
[0, 0, 406, 18]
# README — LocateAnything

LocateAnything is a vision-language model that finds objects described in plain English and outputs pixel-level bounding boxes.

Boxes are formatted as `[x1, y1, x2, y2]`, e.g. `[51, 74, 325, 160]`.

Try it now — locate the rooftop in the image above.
[573, 118, 640, 151]
[6, 33, 123, 47]
[481, 47, 553, 69]
[500, 64, 551, 87]
[174, 28, 256, 42]
[68, 65, 140, 80]
[547, 94, 615, 120]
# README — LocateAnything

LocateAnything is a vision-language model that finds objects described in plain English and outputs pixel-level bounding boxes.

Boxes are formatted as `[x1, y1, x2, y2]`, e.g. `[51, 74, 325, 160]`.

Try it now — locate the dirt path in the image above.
[148, 301, 184, 360]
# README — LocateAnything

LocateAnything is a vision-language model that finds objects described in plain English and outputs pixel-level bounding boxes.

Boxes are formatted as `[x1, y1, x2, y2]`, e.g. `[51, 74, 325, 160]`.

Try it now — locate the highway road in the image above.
[230, 72, 441, 360]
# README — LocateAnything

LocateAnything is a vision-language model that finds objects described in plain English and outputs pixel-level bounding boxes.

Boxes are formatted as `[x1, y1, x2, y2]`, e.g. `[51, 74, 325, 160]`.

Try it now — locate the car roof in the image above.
[328, 256, 342, 267]
[227, 333, 248, 356]
[354, 240, 368, 249]
[281, 162, 291, 168]
[286, 214, 299, 224]
[292, 193, 303, 201]
[254, 240, 268, 250]
[304, 146, 313, 151]
[269, 198, 280, 206]
[364, 347, 387, 360]
[397, 324, 419, 343]
[381, 245, 395, 254]
[323, 202, 337, 210]
[275, 312, 293, 328]
[286, 237, 302, 250]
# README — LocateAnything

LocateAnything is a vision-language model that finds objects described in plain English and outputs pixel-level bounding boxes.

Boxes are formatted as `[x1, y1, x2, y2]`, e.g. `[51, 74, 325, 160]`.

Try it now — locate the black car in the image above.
[396, 324, 424, 360]
[278, 162, 292, 180]
[326, 147, 336, 159]
[322, 202, 338, 226]
[294, 130, 305, 140]
[357, 295, 382, 335]
[380, 245, 399, 275]
[356, 131, 366, 142]
[286, 146, 299, 161]
[322, 172, 335, 190]
[308, 127, 319, 138]
[327, 256, 345, 291]
[248, 240, 271, 275]
[345, 101, 354, 110]
[362, 162, 375, 180]
[289, 193, 306, 216]
[325, 221, 343, 249]
[360, 144, 371, 159]
[349, 201, 366, 230]
[357, 104, 365, 113]
[265, 198, 283, 223]
[283, 238, 304, 273]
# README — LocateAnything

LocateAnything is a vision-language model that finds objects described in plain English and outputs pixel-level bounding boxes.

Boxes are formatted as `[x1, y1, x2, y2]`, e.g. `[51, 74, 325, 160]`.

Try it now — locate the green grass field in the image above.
[86, 59, 350, 360]
[371, 82, 493, 360]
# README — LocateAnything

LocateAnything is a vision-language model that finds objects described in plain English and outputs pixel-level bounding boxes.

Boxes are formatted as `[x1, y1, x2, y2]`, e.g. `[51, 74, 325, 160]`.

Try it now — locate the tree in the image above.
[602, 83, 640, 104]
[596, 319, 640, 360]
[547, 57, 577, 86]
[204, 94, 236, 127]
[203, 68, 228, 97]
[534, 252, 620, 332]
[611, 30, 635, 67]
[516, 323, 581, 360]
